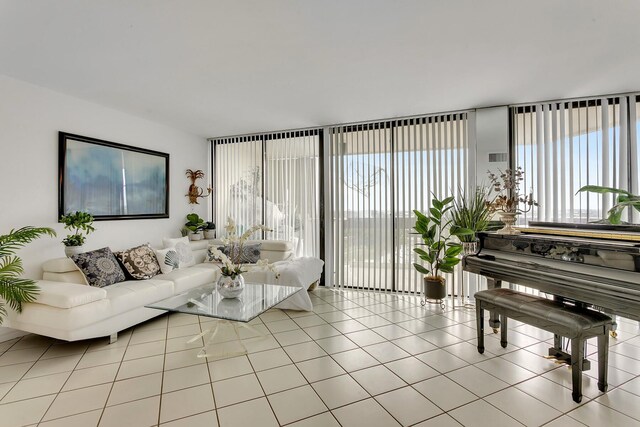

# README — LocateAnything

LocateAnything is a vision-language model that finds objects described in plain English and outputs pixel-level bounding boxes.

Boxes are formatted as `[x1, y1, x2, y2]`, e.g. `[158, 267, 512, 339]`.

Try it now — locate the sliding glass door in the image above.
[329, 113, 472, 293]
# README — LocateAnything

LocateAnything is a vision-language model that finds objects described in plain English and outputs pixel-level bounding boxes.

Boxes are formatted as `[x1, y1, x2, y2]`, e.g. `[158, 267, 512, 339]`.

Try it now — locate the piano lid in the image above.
[519, 221, 640, 243]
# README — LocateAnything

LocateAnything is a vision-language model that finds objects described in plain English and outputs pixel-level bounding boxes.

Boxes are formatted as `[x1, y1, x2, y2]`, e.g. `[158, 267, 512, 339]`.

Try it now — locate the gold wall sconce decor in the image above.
[186, 169, 212, 204]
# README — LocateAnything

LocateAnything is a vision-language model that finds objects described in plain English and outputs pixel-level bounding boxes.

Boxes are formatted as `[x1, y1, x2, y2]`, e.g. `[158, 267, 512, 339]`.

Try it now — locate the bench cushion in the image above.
[475, 288, 612, 333]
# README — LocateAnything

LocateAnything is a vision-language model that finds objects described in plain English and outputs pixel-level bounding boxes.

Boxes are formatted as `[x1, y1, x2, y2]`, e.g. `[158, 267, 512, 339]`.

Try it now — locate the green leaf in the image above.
[445, 246, 463, 257]
[429, 207, 441, 219]
[413, 263, 431, 275]
[577, 185, 632, 196]
[442, 196, 455, 205]
[414, 248, 429, 257]
[432, 199, 443, 210]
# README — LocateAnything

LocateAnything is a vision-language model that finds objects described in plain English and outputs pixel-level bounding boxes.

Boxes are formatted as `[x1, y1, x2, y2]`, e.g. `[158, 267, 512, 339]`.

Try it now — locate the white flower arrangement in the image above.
[211, 218, 280, 279]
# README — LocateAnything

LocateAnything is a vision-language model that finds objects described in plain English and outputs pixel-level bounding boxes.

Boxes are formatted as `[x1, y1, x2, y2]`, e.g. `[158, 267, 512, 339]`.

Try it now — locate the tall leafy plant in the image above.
[0, 227, 56, 323]
[413, 196, 473, 281]
[578, 185, 640, 224]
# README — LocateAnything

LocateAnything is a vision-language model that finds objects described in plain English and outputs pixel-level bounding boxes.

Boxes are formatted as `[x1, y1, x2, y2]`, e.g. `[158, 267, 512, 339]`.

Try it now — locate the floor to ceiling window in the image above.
[512, 94, 640, 224]
[328, 113, 473, 293]
[211, 130, 321, 258]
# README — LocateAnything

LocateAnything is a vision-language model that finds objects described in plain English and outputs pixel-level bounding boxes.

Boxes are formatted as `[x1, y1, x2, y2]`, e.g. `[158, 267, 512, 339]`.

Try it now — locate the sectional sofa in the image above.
[3, 239, 324, 342]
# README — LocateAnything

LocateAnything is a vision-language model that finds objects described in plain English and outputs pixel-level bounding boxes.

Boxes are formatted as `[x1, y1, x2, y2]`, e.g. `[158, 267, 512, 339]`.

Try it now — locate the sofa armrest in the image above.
[34, 280, 107, 309]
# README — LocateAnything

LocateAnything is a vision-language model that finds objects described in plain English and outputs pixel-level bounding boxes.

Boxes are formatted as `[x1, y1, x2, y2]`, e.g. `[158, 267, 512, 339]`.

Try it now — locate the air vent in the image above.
[489, 153, 508, 163]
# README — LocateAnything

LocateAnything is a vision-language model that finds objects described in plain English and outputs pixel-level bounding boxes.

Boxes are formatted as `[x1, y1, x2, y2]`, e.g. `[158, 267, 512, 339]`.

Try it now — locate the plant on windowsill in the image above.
[203, 221, 216, 239]
[413, 195, 473, 304]
[185, 213, 206, 241]
[450, 185, 493, 255]
[577, 185, 640, 225]
[60, 211, 95, 257]
[0, 226, 56, 324]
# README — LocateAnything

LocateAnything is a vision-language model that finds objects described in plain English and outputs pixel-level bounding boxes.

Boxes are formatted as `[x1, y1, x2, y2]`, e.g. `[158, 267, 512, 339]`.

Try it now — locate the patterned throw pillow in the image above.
[154, 248, 181, 275]
[219, 243, 262, 264]
[162, 236, 195, 268]
[114, 244, 161, 280]
[71, 247, 126, 288]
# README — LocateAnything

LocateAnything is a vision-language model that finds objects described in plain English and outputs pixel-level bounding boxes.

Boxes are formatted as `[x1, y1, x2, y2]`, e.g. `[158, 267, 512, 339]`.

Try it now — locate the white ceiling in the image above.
[1, 0, 639, 138]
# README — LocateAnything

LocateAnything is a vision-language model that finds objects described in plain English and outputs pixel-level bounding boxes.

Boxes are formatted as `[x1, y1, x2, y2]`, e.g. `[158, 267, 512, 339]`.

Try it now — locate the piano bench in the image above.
[474, 288, 612, 403]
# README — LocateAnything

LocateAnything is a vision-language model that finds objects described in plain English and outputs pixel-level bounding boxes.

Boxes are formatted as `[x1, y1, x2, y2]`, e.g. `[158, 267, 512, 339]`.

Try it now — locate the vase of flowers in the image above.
[487, 167, 537, 235]
[208, 218, 278, 298]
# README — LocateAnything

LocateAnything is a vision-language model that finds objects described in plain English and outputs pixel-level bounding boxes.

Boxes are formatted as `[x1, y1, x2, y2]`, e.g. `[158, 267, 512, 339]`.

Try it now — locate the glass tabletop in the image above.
[146, 282, 302, 323]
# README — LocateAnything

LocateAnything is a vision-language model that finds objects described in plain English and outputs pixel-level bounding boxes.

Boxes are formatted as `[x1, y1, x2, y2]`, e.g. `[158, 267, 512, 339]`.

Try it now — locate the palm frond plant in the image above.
[577, 185, 640, 224]
[0, 227, 56, 323]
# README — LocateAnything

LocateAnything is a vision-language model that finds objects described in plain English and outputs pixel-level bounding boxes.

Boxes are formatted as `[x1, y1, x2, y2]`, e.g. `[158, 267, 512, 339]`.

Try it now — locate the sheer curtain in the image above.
[512, 94, 639, 224]
[328, 112, 473, 294]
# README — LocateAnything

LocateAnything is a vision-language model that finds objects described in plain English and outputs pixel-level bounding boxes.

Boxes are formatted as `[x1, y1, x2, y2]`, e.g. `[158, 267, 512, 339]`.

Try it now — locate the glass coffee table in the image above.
[147, 282, 301, 359]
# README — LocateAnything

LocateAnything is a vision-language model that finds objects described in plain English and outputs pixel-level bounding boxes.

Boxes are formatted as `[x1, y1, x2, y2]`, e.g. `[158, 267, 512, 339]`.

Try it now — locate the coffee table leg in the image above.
[195, 320, 268, 360]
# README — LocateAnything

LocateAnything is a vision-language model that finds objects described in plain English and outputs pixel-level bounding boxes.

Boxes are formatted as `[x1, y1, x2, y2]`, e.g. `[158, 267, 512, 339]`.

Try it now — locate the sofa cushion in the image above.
[42, 257, 78, 273]
[34, 280, 107, 309]
[105, 279, 175, 315]
[71, 247, 126, 288]
[156, 267, 215, 293]
[115, 243, 161, 280]
[218, 243, 262, 264]
[163, 236, 196, 267]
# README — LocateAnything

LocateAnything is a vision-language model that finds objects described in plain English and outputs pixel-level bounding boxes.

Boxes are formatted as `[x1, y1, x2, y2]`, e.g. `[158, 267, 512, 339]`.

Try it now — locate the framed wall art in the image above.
[58, 132, 170, 220]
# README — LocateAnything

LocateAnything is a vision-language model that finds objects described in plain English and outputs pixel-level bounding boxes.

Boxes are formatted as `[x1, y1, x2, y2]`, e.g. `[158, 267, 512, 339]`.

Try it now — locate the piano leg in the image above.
[487, 278, 502, 333]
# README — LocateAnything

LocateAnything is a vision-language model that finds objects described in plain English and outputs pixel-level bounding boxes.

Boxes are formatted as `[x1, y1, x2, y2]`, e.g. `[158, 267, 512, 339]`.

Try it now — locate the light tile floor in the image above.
[0, 287, 639, 426]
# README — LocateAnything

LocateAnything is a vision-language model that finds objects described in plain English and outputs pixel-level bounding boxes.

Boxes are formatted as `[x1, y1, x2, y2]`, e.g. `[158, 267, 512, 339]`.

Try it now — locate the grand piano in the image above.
[463, 224, 640, 335]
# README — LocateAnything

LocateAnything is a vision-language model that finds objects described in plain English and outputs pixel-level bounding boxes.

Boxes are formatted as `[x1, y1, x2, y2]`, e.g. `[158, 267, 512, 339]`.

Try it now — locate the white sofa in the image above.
[3, 239, 324, 342]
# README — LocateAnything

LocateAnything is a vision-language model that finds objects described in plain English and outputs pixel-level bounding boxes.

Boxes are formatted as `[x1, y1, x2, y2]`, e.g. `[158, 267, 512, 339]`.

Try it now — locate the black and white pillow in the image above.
[71, 247, 126, 288]
[154, 248, 181, 275]
[114, 243, 161, 280]
[219, 243, 262, 264]
[162, 236, 195, 267]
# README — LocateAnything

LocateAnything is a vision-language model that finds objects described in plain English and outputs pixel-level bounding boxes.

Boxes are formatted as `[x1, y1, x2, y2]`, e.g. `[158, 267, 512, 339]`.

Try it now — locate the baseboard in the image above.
[0, 326, 28, 343]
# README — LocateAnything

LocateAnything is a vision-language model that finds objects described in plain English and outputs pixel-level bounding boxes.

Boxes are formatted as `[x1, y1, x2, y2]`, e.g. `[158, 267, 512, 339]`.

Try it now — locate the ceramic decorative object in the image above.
[64, 245, 85, 258]
[204, 229, 216, 239]
[496, 212, 520, 235]
[188, 231, 203, 241]
[217, 274, 245, 299]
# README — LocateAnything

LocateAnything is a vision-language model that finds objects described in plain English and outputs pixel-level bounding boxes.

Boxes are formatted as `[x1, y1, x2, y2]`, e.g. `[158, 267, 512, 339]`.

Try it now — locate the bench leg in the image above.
[476, 304, 485, 354]
[598, 328, 609, 392]
[500, 315, 508, 348]
[571, 337, 584, 403]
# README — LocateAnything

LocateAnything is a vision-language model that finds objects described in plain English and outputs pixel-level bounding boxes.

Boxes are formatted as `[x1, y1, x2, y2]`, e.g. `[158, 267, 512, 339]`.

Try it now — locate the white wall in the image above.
[475, 106, 509, 184]
[0, 75, 208, 340]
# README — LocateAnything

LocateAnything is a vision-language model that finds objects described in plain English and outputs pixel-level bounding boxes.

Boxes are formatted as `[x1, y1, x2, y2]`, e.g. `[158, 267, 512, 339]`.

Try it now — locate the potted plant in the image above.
[413, 195, 473, 303]
[185, 213, 206, 241]
[60, 211, 95, 257]
[487, 167, 537, 234]
[451, 185, 493, 255]
[203, 221, 216, 239]
[0, 226, 56, 323]
[577, 185, 640, 224]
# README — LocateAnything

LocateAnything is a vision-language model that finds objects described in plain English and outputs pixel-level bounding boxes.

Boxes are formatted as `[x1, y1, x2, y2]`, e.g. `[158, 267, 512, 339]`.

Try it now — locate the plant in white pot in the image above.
[413, 195, 473, 306]
[203, 221, 216, 239]
[0, 226, 56, 323]
[451, 185, 493, 255]
[185, 213, 206, 241]
[60, 211, 95, 257]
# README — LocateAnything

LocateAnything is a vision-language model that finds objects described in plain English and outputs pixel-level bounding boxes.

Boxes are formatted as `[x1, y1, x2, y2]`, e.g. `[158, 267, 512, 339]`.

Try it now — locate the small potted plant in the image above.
[413, 195, 473, 304]
[60, 211, 95, 257]
[185, 213, 206, 241]
[0, 226, 56, 323]
[451, 185, 493, 255]
[203, 221, 216, 239]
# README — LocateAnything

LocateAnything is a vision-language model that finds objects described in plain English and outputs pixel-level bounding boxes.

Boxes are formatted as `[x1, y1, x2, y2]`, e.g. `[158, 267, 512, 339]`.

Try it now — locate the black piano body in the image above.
[463, 229, 640, 327]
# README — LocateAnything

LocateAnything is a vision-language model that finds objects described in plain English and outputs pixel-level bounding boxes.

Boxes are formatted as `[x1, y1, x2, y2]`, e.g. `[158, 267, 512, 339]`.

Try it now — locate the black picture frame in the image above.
[58, 132, 170, 221]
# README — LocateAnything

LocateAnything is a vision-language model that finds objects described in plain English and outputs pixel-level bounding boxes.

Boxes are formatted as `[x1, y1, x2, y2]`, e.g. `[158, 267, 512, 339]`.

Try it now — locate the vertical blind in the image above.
[512, 94, 640, 224]
[211, 130, 321, 257]
[328, 113, 473, 294]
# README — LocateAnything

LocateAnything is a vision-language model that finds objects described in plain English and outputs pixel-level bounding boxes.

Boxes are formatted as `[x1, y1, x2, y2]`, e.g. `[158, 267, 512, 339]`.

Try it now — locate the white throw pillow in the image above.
[154, 248, 180, 274]
[162, 236, 196, 268]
